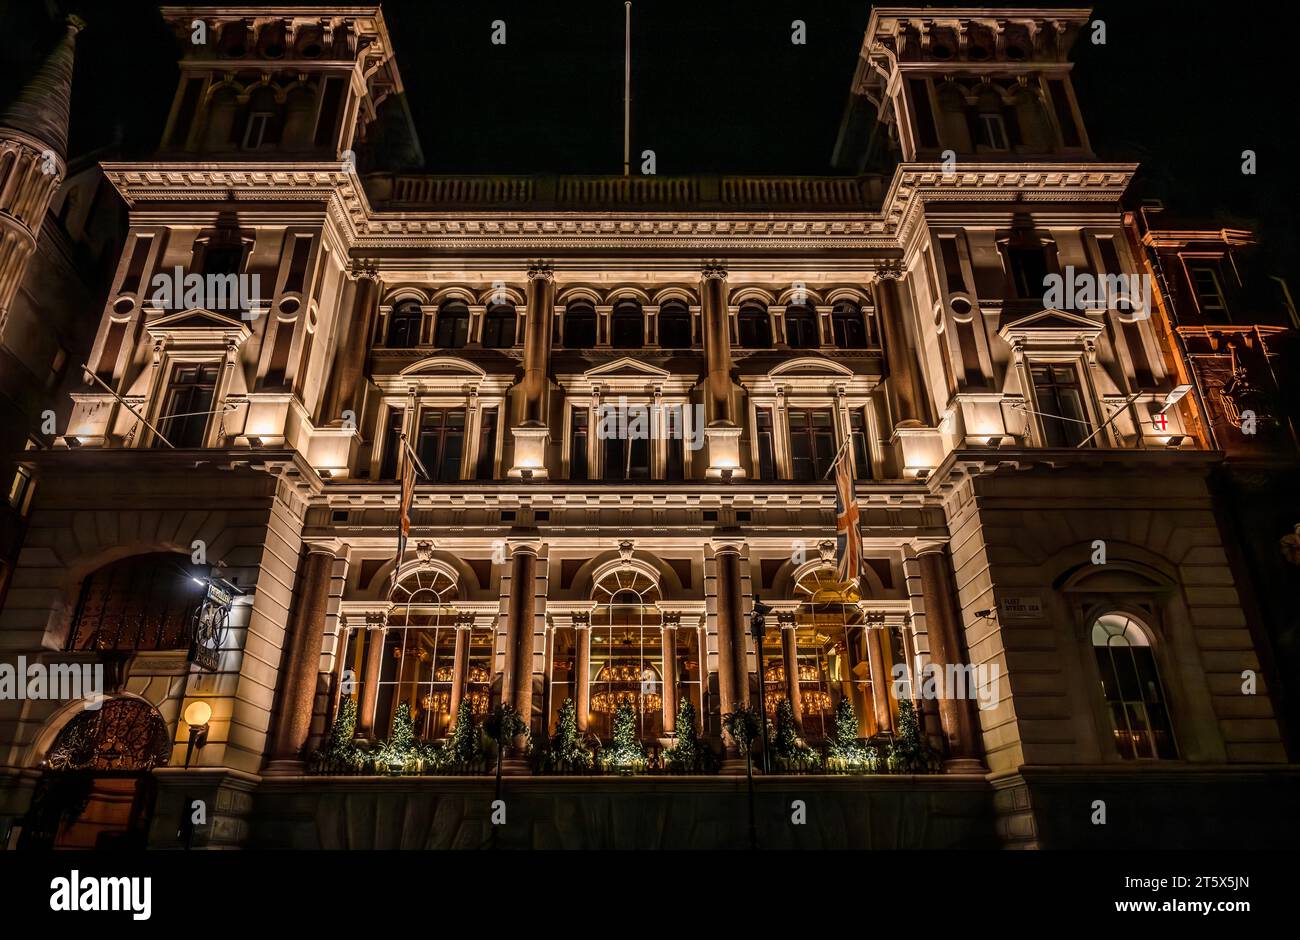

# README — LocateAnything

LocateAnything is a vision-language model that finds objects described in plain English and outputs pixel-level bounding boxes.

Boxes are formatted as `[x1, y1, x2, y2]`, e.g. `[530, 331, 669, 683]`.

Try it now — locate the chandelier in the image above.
[591, 662, 663, 714]
[761, 664, 832, 715]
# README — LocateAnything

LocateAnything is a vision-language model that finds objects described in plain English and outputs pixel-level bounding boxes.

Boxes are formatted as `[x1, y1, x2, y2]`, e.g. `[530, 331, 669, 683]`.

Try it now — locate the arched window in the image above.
[434, 301, 469, 348]
[352, 567, 488, 740]
[773, 570, 891, 740]
[657, 302, 691, 348]
[738, 303, 772, 348]
[44, 698, 172, 772]
[563, 301, 597, 347]
[832, 301, 868, 348]
[238, 86, 282, 151]
[611, 300, 644, 348]
[481, 304, 516, 348]
[385, 300, 423, 348]
[1091, 613, 1176, 759]
[784, 304, 820, 348]
[203, 87, 239, 151]
[589, 570, 663, 741]
[66, 553, 209, 652]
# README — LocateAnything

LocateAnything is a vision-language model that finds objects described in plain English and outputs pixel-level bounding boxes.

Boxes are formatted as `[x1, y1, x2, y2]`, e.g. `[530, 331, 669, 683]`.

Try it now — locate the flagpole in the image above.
[822, 433, 855, 480]
[623, 1, 631, 177]
[399, 432, 430, 480]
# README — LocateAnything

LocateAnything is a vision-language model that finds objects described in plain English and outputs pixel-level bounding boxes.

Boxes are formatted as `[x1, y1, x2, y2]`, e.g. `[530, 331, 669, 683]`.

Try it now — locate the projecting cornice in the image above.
[101, 161, 1135, 252]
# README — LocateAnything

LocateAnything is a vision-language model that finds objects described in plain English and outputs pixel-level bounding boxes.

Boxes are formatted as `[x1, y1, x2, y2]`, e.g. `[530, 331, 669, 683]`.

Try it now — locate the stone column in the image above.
[701, 261, 744, 476]
[917, 545, 984, 770]
[355, 618, 387, 739]
[326, 262, 379, 424]
[503, 542, 539, 734]
[574, 614, 591, 733]
[867, 626, 894, 736]
[779, 613, 802, 730]
[511, 263, 554, 477]
[713, 540, 749, 770]
[875, 263, 928, 428]
[661, 617, 678, 735]
[448, 617, 471, 726]
[266, 547, 335, 772]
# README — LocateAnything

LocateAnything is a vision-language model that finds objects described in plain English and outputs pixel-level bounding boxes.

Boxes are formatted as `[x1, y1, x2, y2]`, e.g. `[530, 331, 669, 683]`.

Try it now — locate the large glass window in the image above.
[376, 568, 461, 740]
[385, 301, 423, 348]
[1091, 613, 1176, 760]
[1030, 363, 1090, 447]
[549, 626, 576, 733]
[475, 407, 498, 480]
[379, 407, 404, 480]
[589, 571, 663, 741]
[157, 362, 219, 448]
[1189, 264, 1229, 316]
[434, 301, 469, 348]
[563, 302, 597, 347]
[832, 301, 868, 348]
[790, 570, 879, 740]
[788, 408, 836, 481]
[570, 408, 589, 480]
[755, 407, 776, 481]
[1008, 244, 1050, 300]
[675, 625, 702, 732]
[415, 408, 465, 482]
[850, 409, 872, 480]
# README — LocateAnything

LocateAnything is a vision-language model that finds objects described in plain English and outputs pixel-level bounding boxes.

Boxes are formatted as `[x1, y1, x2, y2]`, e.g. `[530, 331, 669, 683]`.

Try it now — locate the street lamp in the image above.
[749, 595, 774, 773]
[182, 700, 211, 769]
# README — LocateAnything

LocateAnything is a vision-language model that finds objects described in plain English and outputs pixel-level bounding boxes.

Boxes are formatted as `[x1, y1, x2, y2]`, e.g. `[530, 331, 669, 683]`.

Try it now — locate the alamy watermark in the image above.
[892, 659, 1002, 711]
[1042, 266, 1151, 316]
[0, 657, 104, 709]
[596, 398, 705, 451]
[149, 266, 264, 320]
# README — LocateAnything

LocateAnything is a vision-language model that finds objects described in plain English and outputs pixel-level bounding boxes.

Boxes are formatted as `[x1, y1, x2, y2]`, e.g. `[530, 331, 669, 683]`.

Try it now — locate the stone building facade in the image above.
[0, 5, 1295, 849]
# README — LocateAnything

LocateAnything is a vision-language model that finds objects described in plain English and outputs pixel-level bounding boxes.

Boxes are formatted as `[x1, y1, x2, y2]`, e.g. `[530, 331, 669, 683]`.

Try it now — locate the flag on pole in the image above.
[833, 440, 863, 591]
[394, 433, 419, 587]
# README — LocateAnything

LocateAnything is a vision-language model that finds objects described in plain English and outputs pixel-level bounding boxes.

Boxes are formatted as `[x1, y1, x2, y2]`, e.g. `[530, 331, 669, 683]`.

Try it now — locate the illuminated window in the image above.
[385, 301, 423, 348]
[1091, 613, 1176, 760]
[67, 552, 208, 652]
[589, 570, 663, 741]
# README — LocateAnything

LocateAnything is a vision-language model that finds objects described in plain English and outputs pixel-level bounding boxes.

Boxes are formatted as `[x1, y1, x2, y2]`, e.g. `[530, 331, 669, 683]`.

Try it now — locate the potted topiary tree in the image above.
[664, 699, 708, 772]
[443, 698, 481, 772]
[772, 698, 820, 771]
[825, 696, 879, 773]
[886, 699, 942, 774]
[546, 697, 593, 772]
[602, 700, 645, 773]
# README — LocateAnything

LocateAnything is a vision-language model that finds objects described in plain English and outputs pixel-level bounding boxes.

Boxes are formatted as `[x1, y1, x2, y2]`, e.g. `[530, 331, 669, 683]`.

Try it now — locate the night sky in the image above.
[2, 0, 1293, 277]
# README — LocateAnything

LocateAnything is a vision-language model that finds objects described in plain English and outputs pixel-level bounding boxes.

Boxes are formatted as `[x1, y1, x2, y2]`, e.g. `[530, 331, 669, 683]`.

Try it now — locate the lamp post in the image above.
[749, 595, 773, 773]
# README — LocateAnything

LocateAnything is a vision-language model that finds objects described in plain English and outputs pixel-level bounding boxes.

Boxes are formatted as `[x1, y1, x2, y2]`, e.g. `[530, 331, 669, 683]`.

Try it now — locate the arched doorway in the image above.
[20, 698, 171, 849]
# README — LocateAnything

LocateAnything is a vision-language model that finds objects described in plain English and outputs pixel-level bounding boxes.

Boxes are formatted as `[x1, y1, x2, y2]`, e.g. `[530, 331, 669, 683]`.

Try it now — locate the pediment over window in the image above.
[398, 356, 487, 378]
[999, 308, 1103, 344]
[583, 357, 672, 380]
[767, 356, 857, 379]
[145, 307, 252, 346]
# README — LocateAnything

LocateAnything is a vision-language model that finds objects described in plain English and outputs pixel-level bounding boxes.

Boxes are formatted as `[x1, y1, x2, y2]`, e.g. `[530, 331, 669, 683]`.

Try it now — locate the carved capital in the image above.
[527, 261, 554, 282]
[702, 260, 728, 281]
[348, 259, 378, 282]
[618, 539, 635, 565]
[876, 260, 904, 281]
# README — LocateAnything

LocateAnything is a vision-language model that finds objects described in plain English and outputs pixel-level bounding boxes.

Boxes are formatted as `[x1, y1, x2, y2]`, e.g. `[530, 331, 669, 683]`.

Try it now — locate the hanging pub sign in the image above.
[189, 577, 240, 672]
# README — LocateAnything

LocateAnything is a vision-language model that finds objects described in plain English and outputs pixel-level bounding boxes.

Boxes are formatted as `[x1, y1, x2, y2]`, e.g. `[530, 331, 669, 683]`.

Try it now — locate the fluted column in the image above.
[701, 261, 744, 476]
[511, 262, 554, 477]
[265, 547, 336, 772]
[574, 615, 591, 732]
[356, 620, 387, 739]
[325, 262, 379, 424]
[867, 625, 894, 736]
[917, 545, 984, 770]
[779, 614, 802, 730]
[875, 263, 928, 428]
[448, 617, 471, 725]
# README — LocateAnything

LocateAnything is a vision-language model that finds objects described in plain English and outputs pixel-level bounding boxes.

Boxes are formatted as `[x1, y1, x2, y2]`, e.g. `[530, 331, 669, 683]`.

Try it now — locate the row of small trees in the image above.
[311, 693, 940, 776]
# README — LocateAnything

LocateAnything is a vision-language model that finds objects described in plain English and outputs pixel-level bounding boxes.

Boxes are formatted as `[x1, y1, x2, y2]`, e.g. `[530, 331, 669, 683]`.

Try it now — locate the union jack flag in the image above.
[395, 434, 418, 578]
[833, 442, 863, 590]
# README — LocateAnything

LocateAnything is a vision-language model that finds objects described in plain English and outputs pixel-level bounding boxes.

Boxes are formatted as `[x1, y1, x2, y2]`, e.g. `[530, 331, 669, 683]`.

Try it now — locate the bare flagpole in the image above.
[623, 2, 631, 176]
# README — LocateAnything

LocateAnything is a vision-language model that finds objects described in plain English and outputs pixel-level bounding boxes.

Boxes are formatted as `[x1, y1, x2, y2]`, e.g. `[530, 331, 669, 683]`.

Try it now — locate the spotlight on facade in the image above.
[519, 468, 534, 480]
[1160, 384, 1193, 413]
[986, 436, 1004, 448]
[246, 436, 263, 447]
[1166, 435, 1186, 448]
[720, 467, 735, 481]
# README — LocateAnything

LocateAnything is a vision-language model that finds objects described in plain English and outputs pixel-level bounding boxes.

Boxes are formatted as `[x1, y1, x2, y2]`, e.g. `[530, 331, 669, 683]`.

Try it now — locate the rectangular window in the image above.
[788, 408, 836, 481]
[242, 112, 272, 150]
[755, 408, 776, 481]
[1049, 80, 1082, 148]
[475, 407, 498, 480]
[416, 408, 466, 482]
[850, 409, 871, 481]
[939, 235, 966, 294]
[1008, 245, 1050, 300]
[978, 113, 1009, 150]
[283, 235, 312, 293]
[602, 425, 650, 480]
[119, 236, 152, 295]
[570, 409, 588, 480]
[7, 465, 34, 514]
[908, 78, 939, 149]
[379, 408, 404, 480]
[549, 627, 576, 734]
[314, 78, 344, 147]
[1030, 363, 1090, 448]
[665, 406, 684, 481]
[1189, 264, 1228, 315]
[157, 362, 219, 448]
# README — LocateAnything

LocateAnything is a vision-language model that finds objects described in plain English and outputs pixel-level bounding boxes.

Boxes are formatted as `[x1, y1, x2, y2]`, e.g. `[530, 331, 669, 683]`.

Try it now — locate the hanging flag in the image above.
[833, 440, 864, 591]
[394, 434, 421, 586]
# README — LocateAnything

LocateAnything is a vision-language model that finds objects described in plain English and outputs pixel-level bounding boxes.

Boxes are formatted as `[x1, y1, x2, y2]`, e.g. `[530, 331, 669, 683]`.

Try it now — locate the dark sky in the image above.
[2, 0, 1294, 275]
